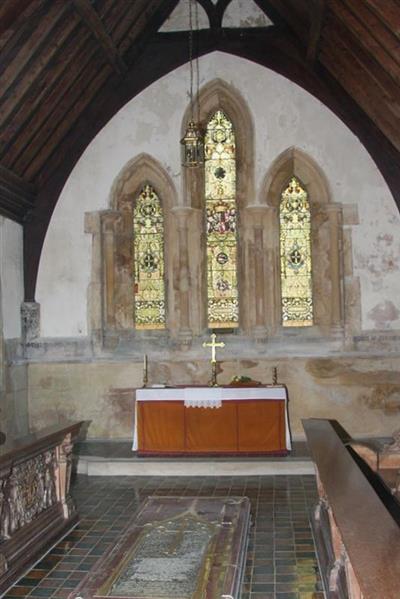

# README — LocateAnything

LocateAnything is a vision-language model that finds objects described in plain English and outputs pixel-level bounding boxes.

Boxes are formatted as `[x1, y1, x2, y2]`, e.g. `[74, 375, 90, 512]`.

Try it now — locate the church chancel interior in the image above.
[1, 0, 400, 597]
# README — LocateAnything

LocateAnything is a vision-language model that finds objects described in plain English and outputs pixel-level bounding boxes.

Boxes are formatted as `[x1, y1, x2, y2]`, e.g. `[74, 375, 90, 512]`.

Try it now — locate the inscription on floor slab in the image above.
[69, 496, 250, 599]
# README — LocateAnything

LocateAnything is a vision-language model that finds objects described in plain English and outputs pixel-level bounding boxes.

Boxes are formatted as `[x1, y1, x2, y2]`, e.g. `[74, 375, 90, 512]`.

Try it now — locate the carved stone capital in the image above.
[383, 429, 400, 453]
[325, 202, 343, 215]
[246, 203, 270, 217]
[21, 302, 40, 342]
[171, 206, 196, 227]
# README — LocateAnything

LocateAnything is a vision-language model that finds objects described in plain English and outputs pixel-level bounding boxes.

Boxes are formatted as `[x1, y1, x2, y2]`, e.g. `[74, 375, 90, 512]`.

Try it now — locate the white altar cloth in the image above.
[133, 386, 291, 451]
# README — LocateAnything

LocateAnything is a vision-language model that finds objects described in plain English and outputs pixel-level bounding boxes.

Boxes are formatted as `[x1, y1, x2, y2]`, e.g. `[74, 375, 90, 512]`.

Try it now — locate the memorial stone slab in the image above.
[69, 496, 251, 599]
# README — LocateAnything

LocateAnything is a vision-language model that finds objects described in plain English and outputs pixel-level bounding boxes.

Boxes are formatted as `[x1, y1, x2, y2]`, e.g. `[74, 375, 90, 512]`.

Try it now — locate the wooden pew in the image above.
[0, 422, 83, 594]
[303, 418, 400, 599]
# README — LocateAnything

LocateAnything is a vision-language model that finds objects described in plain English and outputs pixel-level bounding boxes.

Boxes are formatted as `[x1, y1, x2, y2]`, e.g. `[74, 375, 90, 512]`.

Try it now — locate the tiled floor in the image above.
[3, 475, 324, 599]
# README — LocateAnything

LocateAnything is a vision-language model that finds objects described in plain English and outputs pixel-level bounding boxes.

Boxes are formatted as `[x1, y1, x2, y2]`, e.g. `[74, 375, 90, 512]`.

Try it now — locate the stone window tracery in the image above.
[279, 176, 313, 327]
[87, 93, 357, 351]
[204, 110, 239, 329]
[133, 184, 166, 330]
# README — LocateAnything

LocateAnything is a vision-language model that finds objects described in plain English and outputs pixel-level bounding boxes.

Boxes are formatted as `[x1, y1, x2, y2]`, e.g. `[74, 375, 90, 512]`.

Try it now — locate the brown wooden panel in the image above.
[264, 0, 309, 42]
[324, 14, 399, 100]
[0, 0, 46, 57]
[186, 403, 237, 452]
[320, 34, 400, 152]
[21, 65, 112, 180]
[138, 401, 185, 452]
[0, 0, 65, 92]
[0, 0, 44, 51]
[0, 30, 93, 162]
[237, 400, 285, 452]
[303, 418, 400, 599]
[103, 0, 137, 45]
[118, 0, 165, 54]
[330, 0, 400, 81]
[4, 40, 102, 172]
[0, 4, 79, 129]
[0, 421, 83, 594]
[364, 0, 400, 33]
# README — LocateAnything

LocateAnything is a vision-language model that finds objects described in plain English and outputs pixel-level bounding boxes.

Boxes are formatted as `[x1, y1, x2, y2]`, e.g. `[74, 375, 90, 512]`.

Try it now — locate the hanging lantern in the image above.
[181, 120, 204, 167]
[180, 0, 203, 168]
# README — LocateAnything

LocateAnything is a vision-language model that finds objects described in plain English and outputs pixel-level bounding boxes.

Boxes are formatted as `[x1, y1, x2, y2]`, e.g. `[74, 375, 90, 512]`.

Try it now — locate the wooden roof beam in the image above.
[0, 165, 36, 223]
[0, 0, 35, 35]
[71, 0, 127, 75]
[307, 0, 325, 64]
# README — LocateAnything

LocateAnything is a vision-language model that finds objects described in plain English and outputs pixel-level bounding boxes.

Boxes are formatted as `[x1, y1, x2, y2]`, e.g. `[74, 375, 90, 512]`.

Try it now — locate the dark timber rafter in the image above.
[71, 0, 127, 75]
[0, 165, 36, 223]
[0, 0, 33, 34]
[307, 0, 325, 64]
[124, 0, 180, 64]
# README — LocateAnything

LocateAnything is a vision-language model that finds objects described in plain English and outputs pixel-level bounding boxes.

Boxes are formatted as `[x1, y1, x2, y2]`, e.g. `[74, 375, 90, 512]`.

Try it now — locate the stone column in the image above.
[172, 206, 194, 343]
[85, 212, 103, 349]
[247, 205, 269, 339]
[101, 212, 120, 330]
[326, 203, 343, 330]
[21, 302, 40, 343]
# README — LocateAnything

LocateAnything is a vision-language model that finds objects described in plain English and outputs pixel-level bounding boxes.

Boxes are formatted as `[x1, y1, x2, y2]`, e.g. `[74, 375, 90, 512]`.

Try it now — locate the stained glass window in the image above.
[133, 185, 166, 329]
[204, 110, 239, 329]
[280, 176, 313, 327]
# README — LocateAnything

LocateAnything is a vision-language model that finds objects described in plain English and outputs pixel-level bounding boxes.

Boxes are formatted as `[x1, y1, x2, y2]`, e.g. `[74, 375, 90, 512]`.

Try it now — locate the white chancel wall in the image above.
[36, 51, 400, 338]
[0, 216, 24, 340]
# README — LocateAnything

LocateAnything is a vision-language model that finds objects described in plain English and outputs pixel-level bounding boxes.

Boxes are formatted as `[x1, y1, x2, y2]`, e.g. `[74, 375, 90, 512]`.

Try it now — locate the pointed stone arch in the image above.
[259, 147, 354, 336]
[181, 79, 255, 332]
[110, 153, 177, 213]
[86, 154, 183, 347]
[261, 146, 331, 208]
[182, 78, 254, 209]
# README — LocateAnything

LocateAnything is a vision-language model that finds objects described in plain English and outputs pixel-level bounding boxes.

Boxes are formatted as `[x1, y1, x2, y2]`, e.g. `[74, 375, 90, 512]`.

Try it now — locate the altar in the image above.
[133, 386, 291, 456]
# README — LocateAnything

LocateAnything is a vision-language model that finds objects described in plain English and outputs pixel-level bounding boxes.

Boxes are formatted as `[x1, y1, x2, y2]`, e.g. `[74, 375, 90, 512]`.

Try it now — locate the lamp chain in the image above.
[189, 0, 194, 122]
[194, 0, 200, 123]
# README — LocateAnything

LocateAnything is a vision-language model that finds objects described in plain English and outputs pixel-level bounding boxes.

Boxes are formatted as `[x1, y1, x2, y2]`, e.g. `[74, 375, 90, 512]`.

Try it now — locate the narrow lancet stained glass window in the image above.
[280, 176, 313, 327]
[205, 110, 239, 329]
[133, 185, 166, 329]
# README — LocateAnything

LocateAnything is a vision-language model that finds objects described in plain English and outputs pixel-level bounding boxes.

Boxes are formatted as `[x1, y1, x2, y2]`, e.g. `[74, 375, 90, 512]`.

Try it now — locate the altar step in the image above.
[74, 441, 314, 476]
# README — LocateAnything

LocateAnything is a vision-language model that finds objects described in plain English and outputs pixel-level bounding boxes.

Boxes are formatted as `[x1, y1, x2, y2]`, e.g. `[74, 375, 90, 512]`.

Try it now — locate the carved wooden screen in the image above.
[279, 176, 313, 326]
[204, 110, 239, 329]
[133, 184, 166, 329]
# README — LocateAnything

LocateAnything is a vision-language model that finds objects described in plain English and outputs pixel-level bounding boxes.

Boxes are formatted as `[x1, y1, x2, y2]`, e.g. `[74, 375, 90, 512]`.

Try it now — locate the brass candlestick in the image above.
[143, 354, 148, 388]
[210, 361, 218, 387]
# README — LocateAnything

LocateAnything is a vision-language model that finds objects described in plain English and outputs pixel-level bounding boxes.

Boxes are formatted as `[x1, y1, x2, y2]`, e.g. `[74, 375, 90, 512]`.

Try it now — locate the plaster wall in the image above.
[28, 355, 400, 440]
[0, 216, 24, 340]
[36, 52, 400, 338]
[0, 216, 27, 439]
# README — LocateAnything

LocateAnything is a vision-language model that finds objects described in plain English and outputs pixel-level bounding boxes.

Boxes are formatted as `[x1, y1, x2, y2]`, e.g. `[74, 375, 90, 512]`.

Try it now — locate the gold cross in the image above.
[202, 333, 225, 363]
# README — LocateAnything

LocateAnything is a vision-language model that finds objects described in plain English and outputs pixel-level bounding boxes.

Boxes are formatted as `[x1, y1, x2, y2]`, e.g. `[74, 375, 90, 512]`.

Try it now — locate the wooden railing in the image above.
[303, 418, 400, 599]
[0, 422, 83, 594]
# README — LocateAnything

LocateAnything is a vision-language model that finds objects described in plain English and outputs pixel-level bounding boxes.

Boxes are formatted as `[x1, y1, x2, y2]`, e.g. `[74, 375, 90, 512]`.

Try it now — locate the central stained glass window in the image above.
[280, 176, 313, 326]
[204, 110, 239, 329]
[133, 184, 166, 329]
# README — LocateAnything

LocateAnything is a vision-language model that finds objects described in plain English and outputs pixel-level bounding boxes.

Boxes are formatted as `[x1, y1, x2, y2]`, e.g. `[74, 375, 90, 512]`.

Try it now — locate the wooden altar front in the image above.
[134, 386, 290, 456]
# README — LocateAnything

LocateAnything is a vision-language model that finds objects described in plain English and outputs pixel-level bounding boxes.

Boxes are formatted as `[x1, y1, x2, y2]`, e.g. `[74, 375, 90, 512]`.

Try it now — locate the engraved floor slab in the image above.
[68, 496, 250, 599]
